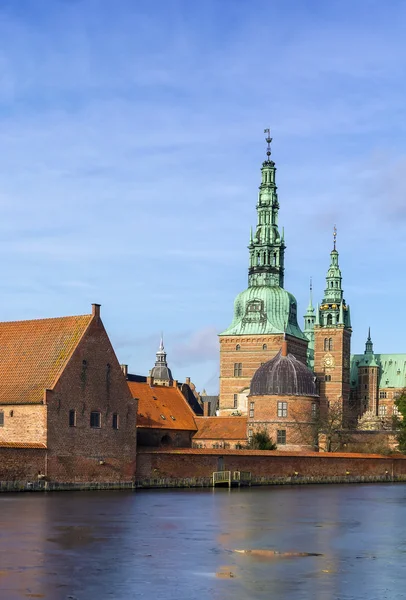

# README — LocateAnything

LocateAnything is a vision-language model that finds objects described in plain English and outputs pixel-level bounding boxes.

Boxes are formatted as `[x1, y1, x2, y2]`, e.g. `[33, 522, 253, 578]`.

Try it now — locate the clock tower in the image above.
[313, 228, 352, 423]
[218, 132, 308, 415]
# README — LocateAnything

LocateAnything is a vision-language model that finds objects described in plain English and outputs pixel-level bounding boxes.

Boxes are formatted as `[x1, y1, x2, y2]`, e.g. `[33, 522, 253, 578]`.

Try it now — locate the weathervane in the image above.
[333, 225, 337, 250]
[264, 128, 272, 159]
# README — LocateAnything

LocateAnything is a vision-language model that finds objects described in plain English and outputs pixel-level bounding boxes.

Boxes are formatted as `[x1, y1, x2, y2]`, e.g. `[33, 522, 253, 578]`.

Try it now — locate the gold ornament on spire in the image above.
[333, 224, 337, 250]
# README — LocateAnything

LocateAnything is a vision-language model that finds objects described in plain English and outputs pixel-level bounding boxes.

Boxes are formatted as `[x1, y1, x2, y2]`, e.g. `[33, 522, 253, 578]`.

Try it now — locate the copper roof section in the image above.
[0, 314, 92, 404]
[250, 350, 318, 397]
[193, 417, 247, 440]
[128, 381, 197, 431]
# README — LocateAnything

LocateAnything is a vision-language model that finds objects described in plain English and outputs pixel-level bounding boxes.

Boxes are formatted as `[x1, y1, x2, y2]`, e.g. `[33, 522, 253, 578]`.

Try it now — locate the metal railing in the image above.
[212, 470, 232, 486]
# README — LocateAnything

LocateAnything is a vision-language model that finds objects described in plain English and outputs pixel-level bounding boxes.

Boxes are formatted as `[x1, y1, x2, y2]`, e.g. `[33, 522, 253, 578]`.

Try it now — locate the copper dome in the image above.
[250, 350, 317, 397]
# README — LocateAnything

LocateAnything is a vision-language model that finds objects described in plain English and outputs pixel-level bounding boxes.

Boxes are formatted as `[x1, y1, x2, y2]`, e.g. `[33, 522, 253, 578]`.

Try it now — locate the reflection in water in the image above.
[0, 485, 405, 599]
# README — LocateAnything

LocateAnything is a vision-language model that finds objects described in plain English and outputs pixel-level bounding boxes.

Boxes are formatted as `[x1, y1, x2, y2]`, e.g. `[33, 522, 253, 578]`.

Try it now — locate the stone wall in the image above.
[0, 404, 47, 445]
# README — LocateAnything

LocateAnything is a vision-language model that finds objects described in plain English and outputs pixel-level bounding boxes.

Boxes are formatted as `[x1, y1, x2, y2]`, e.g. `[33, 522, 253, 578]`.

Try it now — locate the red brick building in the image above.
[247, 340, 320, 451]
[0, 304, 137, 483]
[128, 379, 197, 447]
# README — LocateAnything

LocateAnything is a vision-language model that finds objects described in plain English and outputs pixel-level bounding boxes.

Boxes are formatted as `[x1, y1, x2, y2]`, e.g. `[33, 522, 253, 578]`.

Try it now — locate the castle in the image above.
[216, 132, 406, 443]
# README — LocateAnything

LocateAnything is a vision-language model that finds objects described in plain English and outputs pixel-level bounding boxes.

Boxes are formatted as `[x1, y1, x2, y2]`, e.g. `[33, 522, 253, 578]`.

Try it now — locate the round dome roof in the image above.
[250, 350, 317, 397]
[151, 364, 173, 381]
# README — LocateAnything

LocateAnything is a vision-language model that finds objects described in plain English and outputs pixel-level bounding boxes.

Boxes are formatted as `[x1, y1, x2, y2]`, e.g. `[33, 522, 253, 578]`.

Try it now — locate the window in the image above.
[90, 411, 101, 428]
[328, 338, 333, 351]
[324, 338, 328, 351]
[249, 402, 255, 418]
[69, 410, 76, 427]
[233, 394, 238, 409]
[312, 403, 317, 418]
[277, 430, 286, 445]
[379, 405, 387, 416]
[379, 391, 387, 399]
[236, 344, 241, 351]
[277, 401, 288, 417]
[364, 384, 368, 390]
[327, 314, 333, 326]
[262, 344, 267, 350]
[394, 405, 400, 416]
[248, 429, 253, 442]
[0, 411, 4, 427]
[234, 363, 242, 377]
[112, 413, 119, 429]
[325, 375, 332, 382]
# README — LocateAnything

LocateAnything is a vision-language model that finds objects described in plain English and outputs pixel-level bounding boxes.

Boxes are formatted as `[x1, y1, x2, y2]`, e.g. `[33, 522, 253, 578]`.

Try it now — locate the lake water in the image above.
[0, 484, 405, 599]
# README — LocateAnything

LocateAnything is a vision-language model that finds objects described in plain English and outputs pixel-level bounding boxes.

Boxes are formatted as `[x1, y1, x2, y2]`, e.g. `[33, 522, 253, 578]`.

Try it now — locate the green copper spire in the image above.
[248, 129, 285, 288]
[220, 132, 306, 341]
[317, 227, 351, 329]
[365, 327, 373, 354]
[304, 278, 315, 368]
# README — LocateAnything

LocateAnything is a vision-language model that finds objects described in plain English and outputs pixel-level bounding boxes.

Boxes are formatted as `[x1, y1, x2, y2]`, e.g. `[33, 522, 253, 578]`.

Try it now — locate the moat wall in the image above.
[135, 448, 406, 488]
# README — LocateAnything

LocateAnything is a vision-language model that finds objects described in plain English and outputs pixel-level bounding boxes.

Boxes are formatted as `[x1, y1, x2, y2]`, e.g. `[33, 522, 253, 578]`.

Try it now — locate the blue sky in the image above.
[1, 0, 406, 393]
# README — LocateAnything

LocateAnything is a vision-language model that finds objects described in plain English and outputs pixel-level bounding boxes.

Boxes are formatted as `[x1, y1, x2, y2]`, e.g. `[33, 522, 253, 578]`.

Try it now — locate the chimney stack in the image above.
[92, 303, 101, 319]
[121, 364, 128, 378]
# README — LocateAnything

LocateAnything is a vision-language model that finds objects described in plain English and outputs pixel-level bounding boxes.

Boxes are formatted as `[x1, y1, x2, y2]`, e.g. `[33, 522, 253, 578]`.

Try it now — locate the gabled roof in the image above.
[193, 416, 247, 441]
[351, 353, 406, 389]
[0, 314, 92, 404]
[128, 381, 197, 431]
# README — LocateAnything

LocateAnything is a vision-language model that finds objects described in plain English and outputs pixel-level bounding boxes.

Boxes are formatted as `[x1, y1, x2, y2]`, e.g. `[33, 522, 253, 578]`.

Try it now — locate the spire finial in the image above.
[333, 224, 337, 250]
[159, 333, 164, 352]
[264, 127, 272, 160]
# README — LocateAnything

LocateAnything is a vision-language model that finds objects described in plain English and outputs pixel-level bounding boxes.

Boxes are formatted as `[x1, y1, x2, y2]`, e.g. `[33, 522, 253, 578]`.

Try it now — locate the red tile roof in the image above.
[0, 314, 92, 404]
[128, 381, 197, 431]
[193, 417, 247, 441]
[137, 447, 400, 459]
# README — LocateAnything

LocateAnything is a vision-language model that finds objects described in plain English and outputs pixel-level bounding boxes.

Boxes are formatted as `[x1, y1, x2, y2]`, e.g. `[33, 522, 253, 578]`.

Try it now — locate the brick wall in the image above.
[219, 334, 308, 414]
[136, 449, 406, 483]
[0, 404, 47, 445]
[0, 448, 45, 480]
[314, 326, 351, 420]
[46, 315, 137, 483]
[247, 394, 319, 450]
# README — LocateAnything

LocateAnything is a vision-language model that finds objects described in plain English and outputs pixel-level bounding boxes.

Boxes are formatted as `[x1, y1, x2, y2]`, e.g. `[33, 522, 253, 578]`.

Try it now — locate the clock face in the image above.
[323, 354, 335, 368]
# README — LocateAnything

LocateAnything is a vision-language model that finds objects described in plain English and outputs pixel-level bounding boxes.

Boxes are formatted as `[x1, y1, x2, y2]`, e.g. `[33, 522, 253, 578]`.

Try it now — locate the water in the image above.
[0, 484, 406, 599]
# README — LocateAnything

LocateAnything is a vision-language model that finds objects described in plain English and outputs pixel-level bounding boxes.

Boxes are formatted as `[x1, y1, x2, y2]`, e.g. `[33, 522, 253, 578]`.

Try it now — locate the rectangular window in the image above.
[234, 363, 242, 377]
[249, 402, 255, 418]
[325, 375, 332, 382]
[112, 413, 119, 429]
[311, 403, 317, 418]
[69, 410, 76, 427]
[90, 411, 101, 428]
[379, 391, 387, 399]
[379, 405, 387, 416]
[393, 405, 400, 416]
[277, 430, 286, 445]
[277, 401, 288, 417]
[233, 394, 238, 409]
[0, 411, 4, 427]
[248, 429, 253, 442]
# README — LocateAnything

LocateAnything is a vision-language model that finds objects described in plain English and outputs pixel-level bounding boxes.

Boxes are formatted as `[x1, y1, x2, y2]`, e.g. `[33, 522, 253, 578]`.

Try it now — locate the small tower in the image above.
[150, 336, 173, 386]
[303, 278, 316, 369]
[313, 228, 352, 423]
[356, 328, 379, 416]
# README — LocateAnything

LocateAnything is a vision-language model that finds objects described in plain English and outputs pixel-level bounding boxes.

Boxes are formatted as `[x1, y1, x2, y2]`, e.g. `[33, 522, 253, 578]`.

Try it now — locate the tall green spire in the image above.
[248, 129, 285, 288]
[317, 227, 351, 329]
[304, 278, 316, 368]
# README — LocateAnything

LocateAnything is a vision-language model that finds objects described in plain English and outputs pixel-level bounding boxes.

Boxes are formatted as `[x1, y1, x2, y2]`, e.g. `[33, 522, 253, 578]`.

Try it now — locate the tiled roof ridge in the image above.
[0, 313, 91, 326]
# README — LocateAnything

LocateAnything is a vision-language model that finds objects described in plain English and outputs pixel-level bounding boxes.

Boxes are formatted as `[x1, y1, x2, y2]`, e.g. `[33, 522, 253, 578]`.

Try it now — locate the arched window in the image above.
[257, 253, 260, 266]
[328, 338, 333, 351]
[262, 343, 267, 350]
[236, 344, 241, 351]
[327, 313, 333, 326]
[324, 338, 329, 351]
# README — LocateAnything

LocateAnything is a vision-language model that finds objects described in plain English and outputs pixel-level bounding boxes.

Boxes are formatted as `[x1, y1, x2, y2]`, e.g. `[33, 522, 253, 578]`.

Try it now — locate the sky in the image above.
[0, 0, 406, 394]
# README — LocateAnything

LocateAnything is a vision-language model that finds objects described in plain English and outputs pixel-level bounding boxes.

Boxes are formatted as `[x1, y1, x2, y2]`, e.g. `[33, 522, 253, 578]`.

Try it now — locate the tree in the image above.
[290, 400, 351, 452]
[247, 429, 277, 450]
[394, 389, 406, 453]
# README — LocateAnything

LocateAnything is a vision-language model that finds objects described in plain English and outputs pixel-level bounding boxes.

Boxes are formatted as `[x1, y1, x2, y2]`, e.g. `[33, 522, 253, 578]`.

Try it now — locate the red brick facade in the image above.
[219, 334, 308, 414]
[314, 326, 351, 421]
